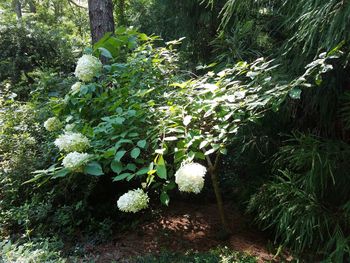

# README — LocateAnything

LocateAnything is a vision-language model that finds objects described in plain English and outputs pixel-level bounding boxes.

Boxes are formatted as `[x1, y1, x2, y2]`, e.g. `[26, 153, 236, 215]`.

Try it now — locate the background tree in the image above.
[88, 0, 115, 44]
[12, 0, 22, 20]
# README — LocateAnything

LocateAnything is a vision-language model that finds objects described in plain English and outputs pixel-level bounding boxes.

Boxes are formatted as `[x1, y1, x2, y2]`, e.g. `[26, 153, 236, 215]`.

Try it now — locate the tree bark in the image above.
[205, 152, 231, 235]
[12, 0, 22, 20]
[28, 0, 36, 13]
[88, 0, 115, 44]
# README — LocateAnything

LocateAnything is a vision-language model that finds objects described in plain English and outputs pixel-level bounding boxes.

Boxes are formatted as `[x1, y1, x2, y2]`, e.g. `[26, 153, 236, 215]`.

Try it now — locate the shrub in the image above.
[36, 28, 338, 215]
[0, 19, 75, 99]
[0, 238, 66, 263]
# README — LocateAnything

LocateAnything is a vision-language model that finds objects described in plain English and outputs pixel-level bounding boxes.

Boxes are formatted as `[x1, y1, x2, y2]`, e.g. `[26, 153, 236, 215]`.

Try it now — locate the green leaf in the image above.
[137, 139, 147, 149]
[160, 192, 170, 206]
[111, 160, 123, 174]
[113, 117, 125, 124]
[289, 88, 302, 99]
[127, 109, 137, 116]
[98, 47, 113, 59]
[112, 172, 132, 181]
[136, 167, 149, 175]
[138, 33, 149, 41]
[156, 155, 167, 179]
[126, 163, 137, 172]
[84, 162, 104, 176]
[53, 168, 70, 178]
[131, 147, 141, 159]
[128, 132, 139, 137]
[103, 147, 116, 158]
[164, 181, 176, 191]
[126, 173, 136, 181]
[195, 151, 206, 160]
[115, 150, 126, 162]
[101, 116, 125, 125]
[219, 148, 228, 155]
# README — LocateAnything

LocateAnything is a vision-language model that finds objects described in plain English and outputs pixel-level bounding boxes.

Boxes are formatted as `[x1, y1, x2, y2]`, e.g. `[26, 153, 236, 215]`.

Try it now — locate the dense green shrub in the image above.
[0, 73, 102, 239]
[0, 20, 75, 99]
[33, 26, 337, 230]
[127, 0, 226, 67]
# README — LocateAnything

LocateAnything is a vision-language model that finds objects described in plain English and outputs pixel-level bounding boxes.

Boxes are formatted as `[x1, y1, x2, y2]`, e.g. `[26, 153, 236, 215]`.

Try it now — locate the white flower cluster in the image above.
[117, 189, 149, 213]
[71, 82, 82, 93]
[175, 162, 207, 194]
[74, 54, 102, 82]
[54, 132, 90, 152]
[62, 151, 92, 171]
[43, 117, 62, 132]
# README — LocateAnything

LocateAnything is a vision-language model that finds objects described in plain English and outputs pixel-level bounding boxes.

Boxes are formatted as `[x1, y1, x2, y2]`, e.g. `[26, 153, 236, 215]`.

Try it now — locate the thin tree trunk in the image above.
[117, 0, 126, 26]
[28, 0, 36, 13]
[88, 0, 115, 44]
[12, 0, 22, 20]
[205, 152, 231, 235]
[210, 167, 230, 231]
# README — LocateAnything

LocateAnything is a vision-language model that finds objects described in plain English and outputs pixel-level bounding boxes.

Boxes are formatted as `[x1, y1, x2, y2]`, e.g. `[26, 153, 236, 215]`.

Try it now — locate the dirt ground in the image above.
[80, 201, 292, 262]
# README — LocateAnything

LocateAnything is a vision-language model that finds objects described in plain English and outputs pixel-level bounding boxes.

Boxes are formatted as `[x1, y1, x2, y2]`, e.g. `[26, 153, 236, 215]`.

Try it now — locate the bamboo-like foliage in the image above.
[216, 0, 350, 58]
[280, 0, 350, 56]
[249, 133, 350, 261]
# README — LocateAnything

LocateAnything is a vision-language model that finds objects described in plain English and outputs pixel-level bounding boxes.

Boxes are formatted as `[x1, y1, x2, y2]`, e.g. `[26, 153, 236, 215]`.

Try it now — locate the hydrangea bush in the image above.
[35, 28, 335, 228]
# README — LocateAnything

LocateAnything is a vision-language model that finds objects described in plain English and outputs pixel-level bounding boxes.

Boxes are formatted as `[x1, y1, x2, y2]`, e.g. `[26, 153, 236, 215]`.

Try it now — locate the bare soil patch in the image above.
[81, 201, 291, 262]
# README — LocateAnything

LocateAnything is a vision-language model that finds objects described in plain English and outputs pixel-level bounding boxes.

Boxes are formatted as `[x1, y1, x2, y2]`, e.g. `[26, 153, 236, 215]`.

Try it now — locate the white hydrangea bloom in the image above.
[71, 82, 82, 93]
[43, 117, 62, 132]
[117, 189, 149, 213]
[175, 163, 207, 194]
[62, 151, 92, 171]
[74, 54, 102, 82]
[54, 132, 90, 152]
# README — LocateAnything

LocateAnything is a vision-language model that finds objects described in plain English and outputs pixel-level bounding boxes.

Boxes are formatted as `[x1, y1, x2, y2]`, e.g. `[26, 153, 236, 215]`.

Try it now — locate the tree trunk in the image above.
[28, 0, 36, 13]
[205, 152, 231, 236]
[117, 0, 126, 26]
[88, 0, 115, 44]
[12, 0, 22, 20]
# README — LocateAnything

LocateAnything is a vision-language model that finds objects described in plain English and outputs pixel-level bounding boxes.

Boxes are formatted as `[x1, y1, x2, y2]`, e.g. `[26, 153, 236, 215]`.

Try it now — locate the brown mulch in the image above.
[78, 201, 292, 263]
